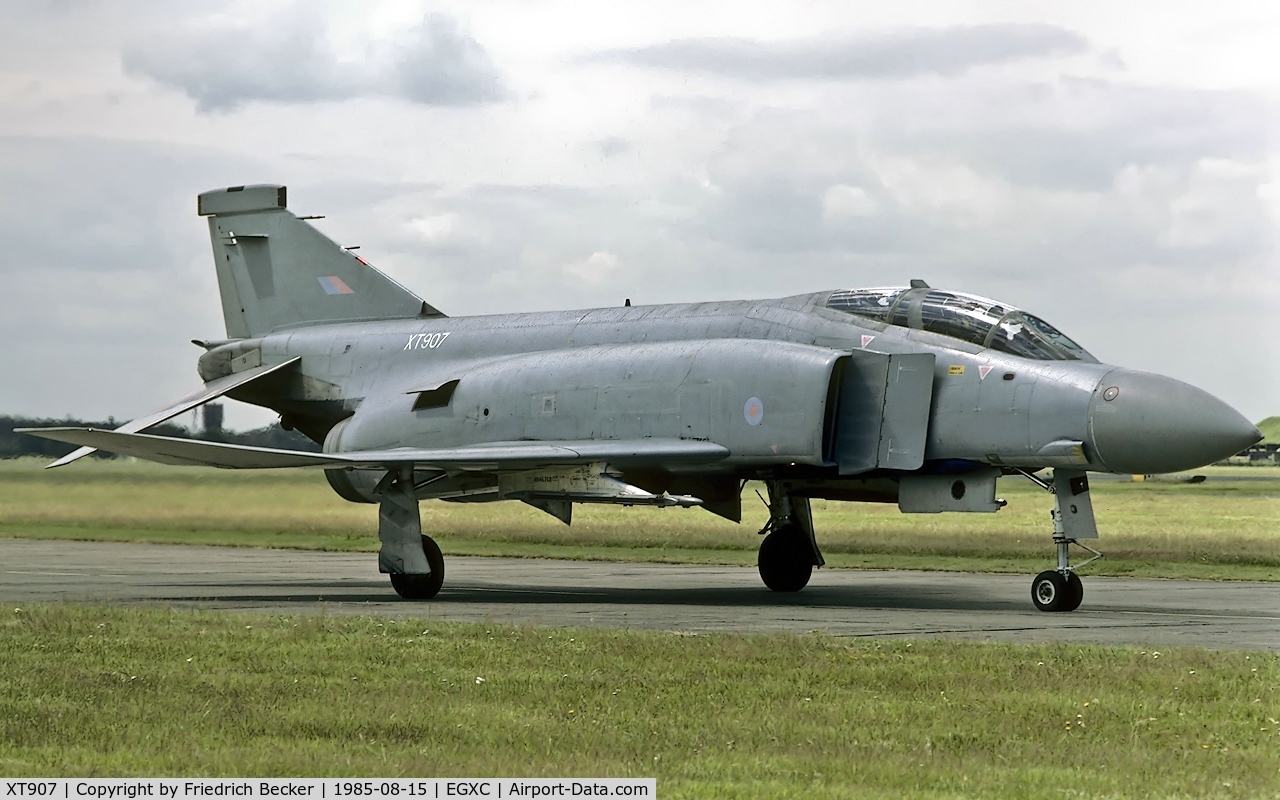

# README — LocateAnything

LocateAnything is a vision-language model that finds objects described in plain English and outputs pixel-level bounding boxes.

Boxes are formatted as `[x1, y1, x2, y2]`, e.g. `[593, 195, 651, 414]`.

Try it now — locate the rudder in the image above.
[198, 184, 443, 338]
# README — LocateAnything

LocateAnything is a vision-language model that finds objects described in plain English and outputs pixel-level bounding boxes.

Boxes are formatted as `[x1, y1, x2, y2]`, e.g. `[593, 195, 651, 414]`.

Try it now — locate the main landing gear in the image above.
[1019, 468, 1103, 613]
[757, 484, 824, 592]
[377, 467, 445, 600]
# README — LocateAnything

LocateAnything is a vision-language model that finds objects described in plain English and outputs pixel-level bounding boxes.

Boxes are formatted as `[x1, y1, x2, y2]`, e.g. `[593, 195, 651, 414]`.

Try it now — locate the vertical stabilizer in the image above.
[198, 185, 443, 338]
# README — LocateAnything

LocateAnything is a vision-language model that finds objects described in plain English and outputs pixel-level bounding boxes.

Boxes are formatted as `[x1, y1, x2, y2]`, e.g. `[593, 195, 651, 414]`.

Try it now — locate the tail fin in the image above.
[198, 184, 443, 338]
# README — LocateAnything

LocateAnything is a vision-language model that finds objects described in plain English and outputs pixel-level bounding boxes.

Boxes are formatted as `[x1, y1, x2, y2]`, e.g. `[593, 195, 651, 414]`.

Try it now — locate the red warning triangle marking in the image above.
[978, 365, 994, 380]
[861, 335, 875, 348]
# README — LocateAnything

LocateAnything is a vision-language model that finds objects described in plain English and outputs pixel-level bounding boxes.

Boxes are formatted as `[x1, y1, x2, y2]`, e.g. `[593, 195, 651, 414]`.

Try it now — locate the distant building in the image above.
[203, 403, 224, 437]
[1226, 442, 1279, 465]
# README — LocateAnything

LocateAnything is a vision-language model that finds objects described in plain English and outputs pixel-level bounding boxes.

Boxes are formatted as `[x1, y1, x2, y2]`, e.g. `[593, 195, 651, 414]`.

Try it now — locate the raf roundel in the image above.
[743, 396, 764, 426]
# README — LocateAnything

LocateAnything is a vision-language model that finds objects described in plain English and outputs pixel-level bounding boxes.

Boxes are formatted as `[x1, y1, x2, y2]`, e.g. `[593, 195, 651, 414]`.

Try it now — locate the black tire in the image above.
[389, 535, 445, 600]
[758, 529, 813, 592]
[1031, 570, 1073, 612]
[1062, 571, 1084, 612]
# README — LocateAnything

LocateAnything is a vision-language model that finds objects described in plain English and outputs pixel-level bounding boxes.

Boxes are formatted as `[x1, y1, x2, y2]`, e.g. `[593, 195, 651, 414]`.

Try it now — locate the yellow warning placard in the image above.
[947, 365, 965, 375]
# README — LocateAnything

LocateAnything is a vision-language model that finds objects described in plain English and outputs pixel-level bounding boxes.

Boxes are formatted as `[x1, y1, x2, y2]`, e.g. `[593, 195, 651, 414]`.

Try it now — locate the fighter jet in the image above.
[21, 185, 1262, 612]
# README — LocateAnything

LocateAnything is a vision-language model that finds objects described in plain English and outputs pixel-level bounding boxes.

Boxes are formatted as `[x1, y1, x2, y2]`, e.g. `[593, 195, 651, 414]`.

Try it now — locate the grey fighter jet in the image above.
[21, 185, 1262, 612]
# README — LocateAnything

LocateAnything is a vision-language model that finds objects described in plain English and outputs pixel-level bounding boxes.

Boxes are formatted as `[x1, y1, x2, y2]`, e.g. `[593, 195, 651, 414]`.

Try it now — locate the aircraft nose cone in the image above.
[1088, 369, 1262, 474]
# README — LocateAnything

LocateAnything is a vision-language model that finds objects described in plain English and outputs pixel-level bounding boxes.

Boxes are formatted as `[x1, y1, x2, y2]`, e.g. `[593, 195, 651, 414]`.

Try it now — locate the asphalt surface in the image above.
[3, 538, 1277, 651]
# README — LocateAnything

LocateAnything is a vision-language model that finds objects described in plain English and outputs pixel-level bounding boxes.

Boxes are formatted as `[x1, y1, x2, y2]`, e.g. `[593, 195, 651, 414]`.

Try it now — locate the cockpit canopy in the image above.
[827, 287, 1096, 362]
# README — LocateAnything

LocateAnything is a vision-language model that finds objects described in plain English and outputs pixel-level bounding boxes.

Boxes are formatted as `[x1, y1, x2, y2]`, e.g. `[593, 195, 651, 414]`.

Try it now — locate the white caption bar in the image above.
[2, 781, 655, 800]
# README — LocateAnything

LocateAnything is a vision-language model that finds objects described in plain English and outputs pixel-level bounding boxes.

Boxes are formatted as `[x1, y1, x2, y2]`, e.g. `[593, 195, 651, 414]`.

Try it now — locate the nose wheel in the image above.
[1032, 569, 1083, 612]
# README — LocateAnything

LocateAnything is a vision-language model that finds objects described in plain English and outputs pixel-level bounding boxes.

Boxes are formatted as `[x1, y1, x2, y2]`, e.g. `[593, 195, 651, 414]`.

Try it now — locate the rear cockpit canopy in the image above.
[827, 287, 1096, 362]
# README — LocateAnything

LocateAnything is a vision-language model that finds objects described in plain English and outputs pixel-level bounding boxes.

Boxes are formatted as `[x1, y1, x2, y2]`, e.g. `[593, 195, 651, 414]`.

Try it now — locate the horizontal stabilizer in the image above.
[16, 428, 730, 471]
[42, 357, 301, 468]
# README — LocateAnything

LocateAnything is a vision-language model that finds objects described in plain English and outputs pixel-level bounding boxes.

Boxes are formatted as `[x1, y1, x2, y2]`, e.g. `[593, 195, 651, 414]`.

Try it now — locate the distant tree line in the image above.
[0, 412, 320, 459]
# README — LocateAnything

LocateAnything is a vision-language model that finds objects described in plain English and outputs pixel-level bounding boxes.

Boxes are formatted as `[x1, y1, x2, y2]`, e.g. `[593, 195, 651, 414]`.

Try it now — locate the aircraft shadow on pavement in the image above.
[152, 581, 1014, 613]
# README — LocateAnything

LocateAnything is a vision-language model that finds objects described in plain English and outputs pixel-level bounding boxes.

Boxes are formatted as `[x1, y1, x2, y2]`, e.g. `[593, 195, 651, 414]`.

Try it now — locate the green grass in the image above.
[2, 605, 1278, 798]
[1, 459, 1278, 581]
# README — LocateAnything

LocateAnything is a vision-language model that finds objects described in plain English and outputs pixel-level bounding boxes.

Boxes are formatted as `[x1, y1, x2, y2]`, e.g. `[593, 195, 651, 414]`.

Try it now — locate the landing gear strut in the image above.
[377, 467, 445, 600]
[1019, 468, 1102, 612]
[757, 485, 823, 592]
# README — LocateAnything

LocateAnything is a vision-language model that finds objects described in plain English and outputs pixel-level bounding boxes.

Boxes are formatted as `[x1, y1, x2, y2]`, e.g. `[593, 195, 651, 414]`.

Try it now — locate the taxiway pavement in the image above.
[2, 538, 1276, 651]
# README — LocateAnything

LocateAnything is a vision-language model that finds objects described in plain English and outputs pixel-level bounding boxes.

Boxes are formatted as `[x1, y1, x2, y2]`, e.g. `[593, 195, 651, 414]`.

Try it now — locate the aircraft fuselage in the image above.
[206, 290, 1250, 495]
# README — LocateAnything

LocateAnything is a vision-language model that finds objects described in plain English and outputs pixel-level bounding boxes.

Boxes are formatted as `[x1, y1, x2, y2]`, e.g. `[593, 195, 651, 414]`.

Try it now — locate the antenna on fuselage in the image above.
[910, 279, 930, 289]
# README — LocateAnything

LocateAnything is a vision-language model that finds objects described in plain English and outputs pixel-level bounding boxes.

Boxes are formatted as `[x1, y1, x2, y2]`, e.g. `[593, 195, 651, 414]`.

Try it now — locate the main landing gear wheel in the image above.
[389, 535, 445, 600]
[1031, 570, 1083, 612]
[758, 530, 813, 593]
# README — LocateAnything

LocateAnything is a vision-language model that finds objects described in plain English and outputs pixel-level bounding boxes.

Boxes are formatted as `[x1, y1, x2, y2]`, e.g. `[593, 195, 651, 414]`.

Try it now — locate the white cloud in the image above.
[821, 184, 878, 221]
[872, 155, 1014, 228]
[121, 8, 506, 112]
[590, 24, 1089, 80]
[1160, 158, 1269, 249]
[562, 251, 623, 285]
[406, 213, 464, 245]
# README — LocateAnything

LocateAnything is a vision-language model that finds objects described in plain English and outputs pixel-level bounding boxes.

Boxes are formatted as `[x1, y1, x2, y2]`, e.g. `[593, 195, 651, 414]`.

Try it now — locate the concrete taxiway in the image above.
[2, 538, 1276, 651]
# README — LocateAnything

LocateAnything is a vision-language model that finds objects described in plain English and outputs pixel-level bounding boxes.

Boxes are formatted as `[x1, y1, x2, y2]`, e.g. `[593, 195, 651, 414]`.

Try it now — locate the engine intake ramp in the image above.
[831, 351, 936, 474]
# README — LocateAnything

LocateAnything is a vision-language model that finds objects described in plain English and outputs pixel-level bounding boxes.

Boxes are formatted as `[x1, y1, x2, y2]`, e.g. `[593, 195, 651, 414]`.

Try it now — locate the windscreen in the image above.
[827, 287, 1095, 362]
[985, 312, 1093, 361]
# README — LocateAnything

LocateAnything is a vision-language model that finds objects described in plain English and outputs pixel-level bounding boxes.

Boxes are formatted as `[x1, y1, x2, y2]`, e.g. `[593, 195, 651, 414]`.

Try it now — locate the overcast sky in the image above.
[1, 0, 1276, 430]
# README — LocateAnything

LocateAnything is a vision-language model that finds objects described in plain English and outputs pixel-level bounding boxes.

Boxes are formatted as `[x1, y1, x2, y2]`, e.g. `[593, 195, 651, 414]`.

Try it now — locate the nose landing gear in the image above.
[1017, 468, 1103, 612]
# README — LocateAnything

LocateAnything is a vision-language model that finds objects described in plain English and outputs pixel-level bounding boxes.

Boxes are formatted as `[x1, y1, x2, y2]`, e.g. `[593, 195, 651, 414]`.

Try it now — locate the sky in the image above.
[1, 0, 1276, 430]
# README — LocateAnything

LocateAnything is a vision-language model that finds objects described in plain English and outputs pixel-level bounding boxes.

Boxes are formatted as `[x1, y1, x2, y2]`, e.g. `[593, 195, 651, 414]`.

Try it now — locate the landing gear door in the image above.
[879, 353, 936, 470]
[1052, 469, 1098, 539]
[833, 351, 936, 475]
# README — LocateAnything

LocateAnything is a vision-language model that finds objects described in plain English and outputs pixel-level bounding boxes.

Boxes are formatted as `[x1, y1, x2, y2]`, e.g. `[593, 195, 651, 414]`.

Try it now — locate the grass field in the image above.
[2, 605, 1277, 798]
[1, 459, 1277, 580]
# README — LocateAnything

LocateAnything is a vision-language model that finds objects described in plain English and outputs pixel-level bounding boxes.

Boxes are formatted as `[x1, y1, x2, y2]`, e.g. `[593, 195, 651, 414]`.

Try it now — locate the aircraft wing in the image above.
[42, 357, 302, 468]
[15, 427, 730, 471]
